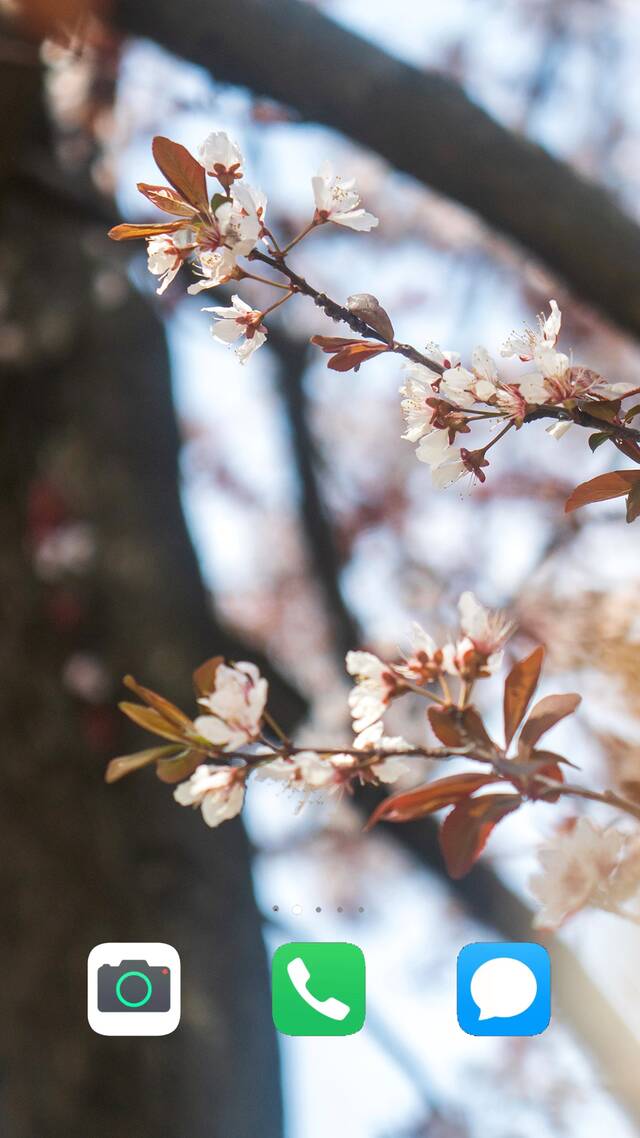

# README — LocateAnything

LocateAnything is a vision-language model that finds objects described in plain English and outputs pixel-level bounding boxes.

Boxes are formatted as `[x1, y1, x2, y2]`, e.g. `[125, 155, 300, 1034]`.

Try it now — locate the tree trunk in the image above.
[0, 55, 290, 1138]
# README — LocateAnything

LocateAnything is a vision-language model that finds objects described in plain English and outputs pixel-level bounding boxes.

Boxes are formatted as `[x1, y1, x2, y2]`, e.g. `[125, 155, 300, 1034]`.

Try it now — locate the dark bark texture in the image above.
[115, 0, 640, 342]
[0, 48, 292, 1138]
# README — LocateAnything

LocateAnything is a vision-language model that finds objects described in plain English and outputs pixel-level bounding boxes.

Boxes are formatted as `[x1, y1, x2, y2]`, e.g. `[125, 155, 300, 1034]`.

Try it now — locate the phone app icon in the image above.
[272, 942, 366, 1036]
[87, 942, 181, 1036]
[457, 942, 551, 1036]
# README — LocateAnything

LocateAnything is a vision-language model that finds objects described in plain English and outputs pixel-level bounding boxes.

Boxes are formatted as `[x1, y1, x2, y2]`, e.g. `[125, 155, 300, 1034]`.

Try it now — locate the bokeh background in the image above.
[2, 1, 640, 1135]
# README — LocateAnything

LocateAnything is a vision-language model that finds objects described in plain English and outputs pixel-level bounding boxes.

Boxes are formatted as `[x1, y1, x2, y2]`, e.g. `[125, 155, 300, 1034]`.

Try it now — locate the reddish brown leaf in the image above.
[311, 336, 362, 351]
[365, 772, 501, 829]
[519, 693, 581, 753]
[428, 706, 466, 748]
[565, 470, 640, 513]
[152, 136, 209, 215]
[329, 344, 388, 372]
[123, 675, 193, 730]
[137, 183, 200, 218]
[427, 705, 496, 757]
[458, 706, 497, 758]
[508, 751, 566, 800]
[621, 780, 640, 803]
[155, 750, 204, 784]
[108, 220, 187, 241]
[503, 646, 544, 748]
[192, 656, 224, 698]
[105, 744, 182, 783]
[118, 702, 187, 742]
[626, 481, 640, 523]
[439, 793, 521, 878]
[311, 335, 389, 372]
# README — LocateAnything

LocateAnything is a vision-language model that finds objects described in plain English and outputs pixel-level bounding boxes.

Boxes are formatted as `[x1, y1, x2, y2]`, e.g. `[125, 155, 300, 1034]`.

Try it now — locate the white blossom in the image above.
[501, 299, 561, 361]
[345, 650, 396, 738]
[256, 750, 337, 792]
[470, 346, 499, 393]
[546, 420, 573, 440]
[399, 364, 441, 443]
[396, 622, 444, 683]
[424, 343, 461, 371]
[530, 818, 637, 929]
[312, 166, 378, 231]
[415, 430, 466, 488]
[352, 720, 411, 783]
[212, 186, 262, 261]
[187, 248, 237, 295]
[194, 661, 267, 750]
[146, 232, 190, 295]
[203, 294, 267, 363]
[373, 754, 410, 783]
[220, 183, 265, 254]
[173, 764, 245, 827]
[458, 591, 514, 657]
[198, 131, 243, 181]
[439, 365, 477, 409]
[443, 592, 514, 677]
[440, 351, 498, 407]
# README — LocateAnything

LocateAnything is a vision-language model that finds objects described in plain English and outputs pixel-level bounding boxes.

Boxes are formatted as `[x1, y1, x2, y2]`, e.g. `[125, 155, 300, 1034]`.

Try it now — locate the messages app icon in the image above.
[457, 942, 551, 1036]
[272, 942, 366, 1036]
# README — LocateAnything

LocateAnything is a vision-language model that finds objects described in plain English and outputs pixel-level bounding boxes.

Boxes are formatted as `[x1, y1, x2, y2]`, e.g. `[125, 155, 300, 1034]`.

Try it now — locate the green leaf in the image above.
[624, 403, 640, 423]
[123, 675, 193, 730]
[155, 750, 205, 784]
[105, 744, 182, 783]
[210, 192, 229, 214]
[118, 702, 187, 742]
[588, 431, 610, 453]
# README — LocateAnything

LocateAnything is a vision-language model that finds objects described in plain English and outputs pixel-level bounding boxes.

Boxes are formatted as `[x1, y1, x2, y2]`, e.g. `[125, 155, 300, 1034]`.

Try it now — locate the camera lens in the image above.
[115, 970, 153, 1008]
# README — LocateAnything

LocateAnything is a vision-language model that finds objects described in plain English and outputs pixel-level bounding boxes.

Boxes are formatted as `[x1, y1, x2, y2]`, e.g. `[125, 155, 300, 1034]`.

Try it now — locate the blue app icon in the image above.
[457, 942, 551, 1036]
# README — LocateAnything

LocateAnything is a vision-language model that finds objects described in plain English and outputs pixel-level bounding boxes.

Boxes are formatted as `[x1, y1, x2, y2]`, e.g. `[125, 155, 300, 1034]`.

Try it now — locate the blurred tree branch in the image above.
[267, 328, 361, 660]
[115, 0, 640, 341]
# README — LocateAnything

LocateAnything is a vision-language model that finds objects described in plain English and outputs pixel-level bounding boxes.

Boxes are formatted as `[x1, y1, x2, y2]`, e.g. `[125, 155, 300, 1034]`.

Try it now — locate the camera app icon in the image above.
[88, 943, 180, 1036]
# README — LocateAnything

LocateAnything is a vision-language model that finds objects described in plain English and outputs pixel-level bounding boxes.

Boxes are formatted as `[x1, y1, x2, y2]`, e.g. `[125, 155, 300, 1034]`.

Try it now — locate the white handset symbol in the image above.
[287, 957, 350, 1021]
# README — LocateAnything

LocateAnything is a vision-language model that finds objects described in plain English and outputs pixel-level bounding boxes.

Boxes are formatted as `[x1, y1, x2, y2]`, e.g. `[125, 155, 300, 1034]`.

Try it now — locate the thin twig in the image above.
[248, 248, 444, 371]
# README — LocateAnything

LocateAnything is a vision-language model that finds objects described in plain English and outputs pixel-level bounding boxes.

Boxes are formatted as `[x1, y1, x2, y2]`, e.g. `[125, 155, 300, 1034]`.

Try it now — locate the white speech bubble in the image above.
[470, 957, 537, 1021]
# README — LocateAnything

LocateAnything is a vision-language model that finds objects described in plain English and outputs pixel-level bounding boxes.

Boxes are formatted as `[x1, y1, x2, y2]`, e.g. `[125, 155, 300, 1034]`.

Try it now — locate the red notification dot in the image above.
[162, 968, 169, 974]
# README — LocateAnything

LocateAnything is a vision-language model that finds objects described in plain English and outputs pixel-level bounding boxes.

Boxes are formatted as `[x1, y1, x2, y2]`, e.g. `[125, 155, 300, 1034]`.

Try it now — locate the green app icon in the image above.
[272, 942, 366, 1036]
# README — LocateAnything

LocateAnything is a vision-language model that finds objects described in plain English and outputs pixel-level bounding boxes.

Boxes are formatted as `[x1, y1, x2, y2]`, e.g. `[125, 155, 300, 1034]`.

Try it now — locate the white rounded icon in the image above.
[87, 942, 181, 1036]
[470, 956, 537, 1021]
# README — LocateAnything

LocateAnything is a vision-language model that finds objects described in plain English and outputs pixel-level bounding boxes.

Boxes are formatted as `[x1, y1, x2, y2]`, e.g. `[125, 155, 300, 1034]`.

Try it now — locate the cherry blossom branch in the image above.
[524, 405, 640, 444]
[537, 780, 640, 824]
[108, 594, 640, 930]
[248, 248, 443, 371]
